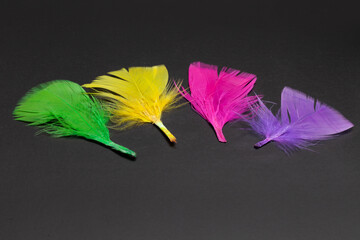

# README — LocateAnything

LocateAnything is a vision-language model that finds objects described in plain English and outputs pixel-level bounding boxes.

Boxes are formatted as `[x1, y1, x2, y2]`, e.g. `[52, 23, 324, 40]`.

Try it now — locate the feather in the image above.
[13, 80, 136, 157]
[177, 62, 258, 142]
[248, 87, 354, 152]
[82, 65, 181, 143]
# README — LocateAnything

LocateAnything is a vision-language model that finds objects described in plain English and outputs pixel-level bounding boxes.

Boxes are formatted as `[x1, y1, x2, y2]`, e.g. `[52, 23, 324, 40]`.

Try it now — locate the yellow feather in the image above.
[83, 65, 181, 143]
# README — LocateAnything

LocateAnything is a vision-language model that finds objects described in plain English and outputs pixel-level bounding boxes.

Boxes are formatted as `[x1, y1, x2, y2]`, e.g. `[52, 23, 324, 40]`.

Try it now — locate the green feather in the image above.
[13, 80, 136, 157]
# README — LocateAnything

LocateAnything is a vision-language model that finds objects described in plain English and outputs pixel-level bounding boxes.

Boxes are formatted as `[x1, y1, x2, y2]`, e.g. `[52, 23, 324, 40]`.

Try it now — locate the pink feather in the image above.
[178, 62, 258, 142]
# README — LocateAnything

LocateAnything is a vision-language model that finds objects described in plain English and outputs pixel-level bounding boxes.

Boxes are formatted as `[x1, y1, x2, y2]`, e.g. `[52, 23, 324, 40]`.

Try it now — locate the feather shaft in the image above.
[214, 128, 226, 142]
[103, 140, 136, 155]
[254, 138, 271, 148]
[155, 121, 176, 143]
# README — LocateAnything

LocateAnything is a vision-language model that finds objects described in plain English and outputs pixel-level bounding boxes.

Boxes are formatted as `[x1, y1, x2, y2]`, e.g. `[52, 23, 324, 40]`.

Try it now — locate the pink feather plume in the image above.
[178, 62, 258, 142]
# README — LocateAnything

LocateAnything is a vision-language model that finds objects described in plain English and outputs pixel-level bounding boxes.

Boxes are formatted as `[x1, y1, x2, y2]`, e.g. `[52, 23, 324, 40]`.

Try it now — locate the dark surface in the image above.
[1, 1, 360, 239]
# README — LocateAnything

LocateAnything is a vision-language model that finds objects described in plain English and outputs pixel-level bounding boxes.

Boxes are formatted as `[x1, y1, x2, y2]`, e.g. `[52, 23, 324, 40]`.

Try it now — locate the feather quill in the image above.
[247, 87, 354, 152]
[13, 80, 136, 157]
[82, 65, 180, 142]
[177, 62, 258, 142]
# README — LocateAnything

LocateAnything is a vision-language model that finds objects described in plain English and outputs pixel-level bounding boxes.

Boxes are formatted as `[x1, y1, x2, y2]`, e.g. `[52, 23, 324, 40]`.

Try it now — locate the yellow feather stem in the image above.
[155, 121, 176, 143]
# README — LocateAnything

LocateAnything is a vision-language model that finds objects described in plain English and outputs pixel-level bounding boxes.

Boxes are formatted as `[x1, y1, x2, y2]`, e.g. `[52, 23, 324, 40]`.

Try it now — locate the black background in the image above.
[1, 1, 360, 239]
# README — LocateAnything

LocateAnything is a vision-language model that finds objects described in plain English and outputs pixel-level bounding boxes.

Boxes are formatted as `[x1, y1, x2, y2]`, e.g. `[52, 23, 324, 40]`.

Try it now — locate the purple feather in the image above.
[248, 87, 354, 152]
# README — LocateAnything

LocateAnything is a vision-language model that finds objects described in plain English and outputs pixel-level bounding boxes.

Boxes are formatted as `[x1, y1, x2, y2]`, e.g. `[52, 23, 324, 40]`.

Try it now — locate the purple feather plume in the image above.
[177, 62, 258, 142]
[248, 87, 354, 152]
